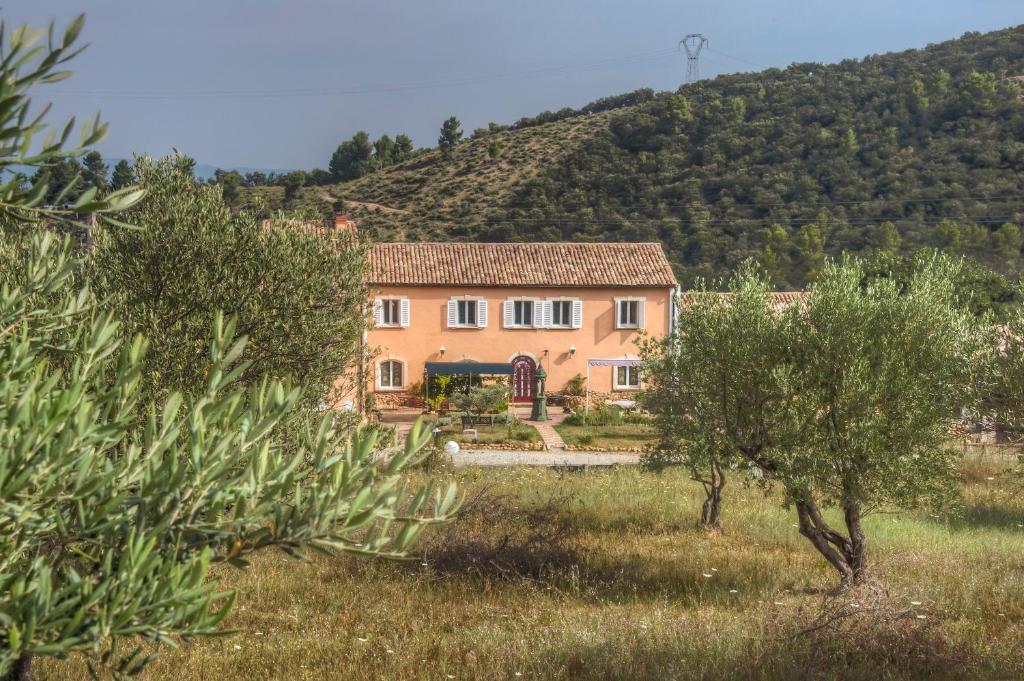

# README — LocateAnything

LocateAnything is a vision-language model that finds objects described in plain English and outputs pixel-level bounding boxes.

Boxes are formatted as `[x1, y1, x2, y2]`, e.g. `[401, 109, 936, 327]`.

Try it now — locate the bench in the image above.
[461, 414, 497, 429]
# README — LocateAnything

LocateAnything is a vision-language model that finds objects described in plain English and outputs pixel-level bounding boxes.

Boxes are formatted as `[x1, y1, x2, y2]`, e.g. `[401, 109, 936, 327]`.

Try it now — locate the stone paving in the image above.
[514, 404, 568, 451]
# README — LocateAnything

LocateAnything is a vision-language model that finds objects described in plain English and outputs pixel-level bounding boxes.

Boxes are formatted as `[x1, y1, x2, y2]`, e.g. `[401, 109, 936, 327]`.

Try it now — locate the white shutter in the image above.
[477, 299, 488, 328]
[372, 298, 384, 326]
[571, 299, 583, 328]
[534, 300, 550, 328]
[503, 300, 514, 328]
[399, 298, 410, 327]
[447, 299, 457, 328]
[638, 298, 647, 329]
[613, 298, 623, 329]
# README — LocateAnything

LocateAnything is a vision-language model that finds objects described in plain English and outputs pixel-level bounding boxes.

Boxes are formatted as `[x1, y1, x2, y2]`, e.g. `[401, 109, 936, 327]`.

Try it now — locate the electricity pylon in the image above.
[679, 34, 708, 83]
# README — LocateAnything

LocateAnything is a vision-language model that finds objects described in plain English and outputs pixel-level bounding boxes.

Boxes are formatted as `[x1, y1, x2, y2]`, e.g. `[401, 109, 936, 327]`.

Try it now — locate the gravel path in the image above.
[453, 448, 639, 467]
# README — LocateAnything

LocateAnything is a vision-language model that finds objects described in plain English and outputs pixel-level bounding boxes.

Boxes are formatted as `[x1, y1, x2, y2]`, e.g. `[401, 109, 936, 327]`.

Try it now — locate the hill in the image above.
[244, 25, 1024, 288]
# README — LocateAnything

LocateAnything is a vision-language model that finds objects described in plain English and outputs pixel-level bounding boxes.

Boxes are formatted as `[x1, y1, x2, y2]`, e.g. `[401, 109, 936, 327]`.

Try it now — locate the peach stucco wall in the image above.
[367, 285, 674, 399]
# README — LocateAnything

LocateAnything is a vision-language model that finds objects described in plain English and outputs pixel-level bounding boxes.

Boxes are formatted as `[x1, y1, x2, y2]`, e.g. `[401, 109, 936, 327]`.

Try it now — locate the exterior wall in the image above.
[365, 285, 674, 408]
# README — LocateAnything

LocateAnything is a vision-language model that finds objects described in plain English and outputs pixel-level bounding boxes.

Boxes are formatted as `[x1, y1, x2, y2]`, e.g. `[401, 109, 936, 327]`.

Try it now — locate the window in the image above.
[615, 298, 644, 329]
[381, 299, 399, 326]
[379, 360, 404, 389]
[551, 300, 572, 328]
[513, 300, 533, 326]
[457, 299, 477, 326]
[614, 365, 640, 389]
[374, 297, 409, 328]
[448, 297, 487, 328]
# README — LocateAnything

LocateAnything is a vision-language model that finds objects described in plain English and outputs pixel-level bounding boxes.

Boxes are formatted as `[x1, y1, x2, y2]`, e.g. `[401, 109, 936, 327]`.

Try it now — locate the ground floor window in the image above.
[379, 360, 404, 389]
[614, 365, 640, 389]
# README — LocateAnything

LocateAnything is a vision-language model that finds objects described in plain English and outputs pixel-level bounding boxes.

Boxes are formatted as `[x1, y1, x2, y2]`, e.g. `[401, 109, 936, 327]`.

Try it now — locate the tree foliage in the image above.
[0, 19, 458, 678]
[640, 266, 796, 528]
[438, 116, 463, 154]
[0, 235, 457, 678]
[643, 256, 981, 586]
[0, 16, 142, 223]
[90, 155, 369, 409]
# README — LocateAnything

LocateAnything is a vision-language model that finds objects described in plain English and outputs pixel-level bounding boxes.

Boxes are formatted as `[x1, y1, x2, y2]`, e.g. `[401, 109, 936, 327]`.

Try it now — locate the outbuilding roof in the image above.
[368, 242, 678, 288]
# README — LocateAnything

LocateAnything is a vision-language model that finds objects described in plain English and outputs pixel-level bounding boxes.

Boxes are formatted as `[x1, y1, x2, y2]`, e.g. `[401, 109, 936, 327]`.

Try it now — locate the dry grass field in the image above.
[41, 460, 1024, 680]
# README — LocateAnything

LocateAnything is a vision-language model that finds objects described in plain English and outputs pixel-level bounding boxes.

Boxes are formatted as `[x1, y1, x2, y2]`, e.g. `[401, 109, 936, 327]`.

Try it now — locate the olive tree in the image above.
[643, 257, 978, 586]
[980, 300, 1024, 442]
[0, 16, 459, 680]
[90, 156, 368, 409]
[640, 267, 798, 529]
[0, 235, 458, 680]
[780, 256, 979, 587]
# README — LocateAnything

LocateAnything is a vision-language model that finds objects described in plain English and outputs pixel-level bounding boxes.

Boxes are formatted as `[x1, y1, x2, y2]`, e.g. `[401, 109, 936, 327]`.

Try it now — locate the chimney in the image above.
[334, 213, 357, 235]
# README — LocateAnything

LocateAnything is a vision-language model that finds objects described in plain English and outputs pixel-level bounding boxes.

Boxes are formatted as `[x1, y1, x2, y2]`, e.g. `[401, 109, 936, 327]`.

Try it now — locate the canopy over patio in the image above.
[425, 361, 513, 376]
[424, 361, 515, 405]
[585, 357, 642, 412]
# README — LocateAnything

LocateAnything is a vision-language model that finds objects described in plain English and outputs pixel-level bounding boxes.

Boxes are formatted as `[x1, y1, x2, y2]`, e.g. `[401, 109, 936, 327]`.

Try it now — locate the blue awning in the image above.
[425, 361, 513, 376]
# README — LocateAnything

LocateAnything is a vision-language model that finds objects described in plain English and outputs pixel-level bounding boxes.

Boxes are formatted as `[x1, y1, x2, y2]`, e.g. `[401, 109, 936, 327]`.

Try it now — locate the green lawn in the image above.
[40, 462, 1024, 680]
[555, 422, 657, 450]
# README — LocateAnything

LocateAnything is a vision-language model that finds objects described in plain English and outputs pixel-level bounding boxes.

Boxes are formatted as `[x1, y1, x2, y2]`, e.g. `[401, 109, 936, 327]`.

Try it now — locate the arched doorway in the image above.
[511, 355, 536, 403]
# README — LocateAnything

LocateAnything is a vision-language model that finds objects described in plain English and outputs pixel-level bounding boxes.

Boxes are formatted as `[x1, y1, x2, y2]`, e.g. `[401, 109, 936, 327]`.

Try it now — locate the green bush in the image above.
[563, 404, 624, 426]
[451, 382, 510, 415]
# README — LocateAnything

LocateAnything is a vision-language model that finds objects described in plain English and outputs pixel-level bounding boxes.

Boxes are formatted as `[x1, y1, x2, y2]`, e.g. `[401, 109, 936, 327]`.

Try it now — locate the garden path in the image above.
[453, 449, 639, 467]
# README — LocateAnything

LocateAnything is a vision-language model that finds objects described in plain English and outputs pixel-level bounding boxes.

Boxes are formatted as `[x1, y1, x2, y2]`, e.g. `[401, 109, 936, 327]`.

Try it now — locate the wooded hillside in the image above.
[244, 25, 1024, 288]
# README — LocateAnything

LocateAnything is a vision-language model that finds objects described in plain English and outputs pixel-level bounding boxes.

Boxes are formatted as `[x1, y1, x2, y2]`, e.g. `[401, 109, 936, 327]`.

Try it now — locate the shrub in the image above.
[451, 382, 510, 415]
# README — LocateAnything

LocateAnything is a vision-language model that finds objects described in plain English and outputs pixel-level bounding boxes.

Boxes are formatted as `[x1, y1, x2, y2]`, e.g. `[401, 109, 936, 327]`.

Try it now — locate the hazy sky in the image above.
[6, 1, 1022, 169]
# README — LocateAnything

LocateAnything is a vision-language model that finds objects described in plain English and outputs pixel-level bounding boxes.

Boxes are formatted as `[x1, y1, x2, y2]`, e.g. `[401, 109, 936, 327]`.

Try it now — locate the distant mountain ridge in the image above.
[242, 25, 1024, 288]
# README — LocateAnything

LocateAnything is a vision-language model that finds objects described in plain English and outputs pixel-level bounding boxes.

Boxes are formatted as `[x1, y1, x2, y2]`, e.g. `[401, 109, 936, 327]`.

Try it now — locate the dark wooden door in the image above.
[511, 355, 536, 402]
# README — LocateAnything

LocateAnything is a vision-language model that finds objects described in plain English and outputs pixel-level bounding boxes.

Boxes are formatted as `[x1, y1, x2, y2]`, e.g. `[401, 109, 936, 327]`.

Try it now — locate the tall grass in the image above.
[41, 463, 1024, 680]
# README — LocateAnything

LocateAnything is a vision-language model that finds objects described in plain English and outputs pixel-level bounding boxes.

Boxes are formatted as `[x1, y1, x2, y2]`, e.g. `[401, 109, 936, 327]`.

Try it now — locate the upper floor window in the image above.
[448, 297, 488, 328]
[459, 300, 477, 326]
[513, 300, 533, 326]
[615, 297, 645, 329]
[374, 297, 409, 328]
[382, 299, 399, 325]
[379, 359, 404, 389]
[550, 300, 572, 328]
[504, 298, 541, 328]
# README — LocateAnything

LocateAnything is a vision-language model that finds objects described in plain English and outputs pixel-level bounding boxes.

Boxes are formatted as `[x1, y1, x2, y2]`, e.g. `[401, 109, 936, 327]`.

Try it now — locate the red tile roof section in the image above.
[368, 242, 678, 288]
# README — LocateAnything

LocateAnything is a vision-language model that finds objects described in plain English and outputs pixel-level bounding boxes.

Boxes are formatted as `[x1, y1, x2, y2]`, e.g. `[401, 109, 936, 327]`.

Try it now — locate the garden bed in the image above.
[435, 415, 544, 450]
[555, 423, 657, 451]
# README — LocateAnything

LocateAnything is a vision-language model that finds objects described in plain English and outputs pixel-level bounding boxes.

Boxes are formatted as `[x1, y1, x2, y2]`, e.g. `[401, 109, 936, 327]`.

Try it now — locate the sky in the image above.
[5, 1, 1023, 170]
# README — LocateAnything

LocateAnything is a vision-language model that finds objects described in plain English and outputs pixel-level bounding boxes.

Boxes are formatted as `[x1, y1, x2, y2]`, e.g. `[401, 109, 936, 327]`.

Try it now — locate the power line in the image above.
[624, 194, 1024, 211]
[704, 46, 769, 71]
[45, 48, 679, 101]
[358, 213, 1024, 229]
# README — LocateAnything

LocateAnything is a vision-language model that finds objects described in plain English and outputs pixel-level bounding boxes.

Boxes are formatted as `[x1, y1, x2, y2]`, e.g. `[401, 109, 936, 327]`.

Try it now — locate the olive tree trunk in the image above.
[2, 654, 34, 681]
[693, 457, 726, 529]
[795, 497, 868, 589]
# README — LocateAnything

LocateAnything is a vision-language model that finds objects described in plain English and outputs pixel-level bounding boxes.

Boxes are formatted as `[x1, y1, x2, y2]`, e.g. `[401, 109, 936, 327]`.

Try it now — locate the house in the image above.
[365, 241, 679, 410]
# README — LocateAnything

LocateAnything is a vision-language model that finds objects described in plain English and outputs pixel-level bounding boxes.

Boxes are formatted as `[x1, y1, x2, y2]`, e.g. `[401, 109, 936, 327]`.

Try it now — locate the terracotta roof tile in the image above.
[368, 242, 678, 288]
